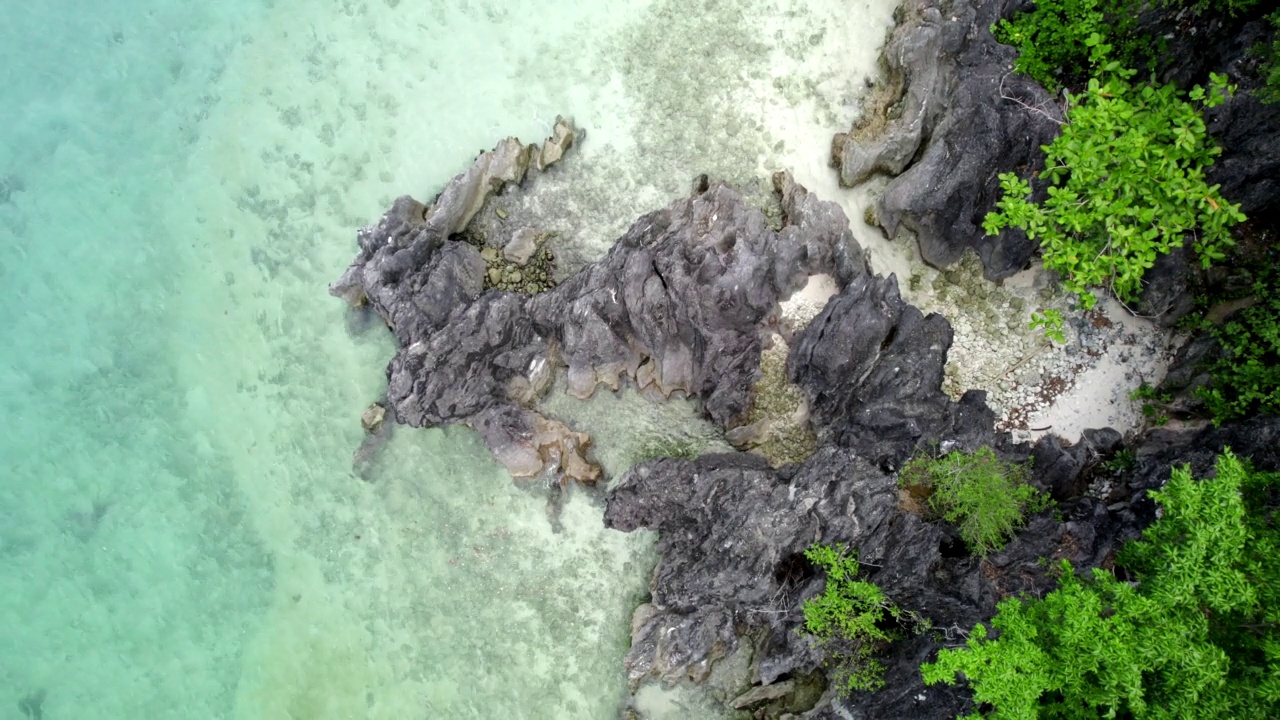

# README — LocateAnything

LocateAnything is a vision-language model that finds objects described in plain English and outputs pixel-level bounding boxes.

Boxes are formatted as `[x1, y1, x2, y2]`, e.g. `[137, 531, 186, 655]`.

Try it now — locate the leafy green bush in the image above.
[1028, 308, 1066, 344]
[991, 0, 1129, 91]
[984, 61, 1245, 317]
[802, 543, 924, 693]
[922, 451, 1280, 718]
[1196, 272, 1280, 422]
[1257, 10, 1280, 104]
[994, 0, 1263, 91]
[899, 448, 1046, 556]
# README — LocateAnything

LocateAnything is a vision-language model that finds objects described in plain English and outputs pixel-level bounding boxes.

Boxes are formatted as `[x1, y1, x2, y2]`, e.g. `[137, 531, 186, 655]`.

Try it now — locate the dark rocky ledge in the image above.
[831, 0, 1059, 280]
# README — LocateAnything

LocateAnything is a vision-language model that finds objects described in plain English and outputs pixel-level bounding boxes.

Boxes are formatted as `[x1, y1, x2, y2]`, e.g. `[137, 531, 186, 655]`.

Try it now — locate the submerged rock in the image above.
[360, 403, 386, 433]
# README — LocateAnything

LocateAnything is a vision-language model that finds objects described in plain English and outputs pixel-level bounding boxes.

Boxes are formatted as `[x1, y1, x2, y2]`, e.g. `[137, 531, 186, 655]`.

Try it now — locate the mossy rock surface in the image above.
[460, 231, 559, 295]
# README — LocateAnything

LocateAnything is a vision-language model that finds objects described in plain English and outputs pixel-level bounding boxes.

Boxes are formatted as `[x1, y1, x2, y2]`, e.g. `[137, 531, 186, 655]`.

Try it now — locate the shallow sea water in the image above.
[0, 1, 896, 717]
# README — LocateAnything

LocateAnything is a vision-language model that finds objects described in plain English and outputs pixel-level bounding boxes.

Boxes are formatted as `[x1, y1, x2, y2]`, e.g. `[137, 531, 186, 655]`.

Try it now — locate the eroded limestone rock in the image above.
[832, 0, 1060, 280]
[333, 130, 865, 483]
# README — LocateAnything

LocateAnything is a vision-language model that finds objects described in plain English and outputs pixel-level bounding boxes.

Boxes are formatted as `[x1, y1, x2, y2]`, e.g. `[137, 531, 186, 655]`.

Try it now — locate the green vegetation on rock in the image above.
[922, 450, 1280, 719]
[626, 432, 703, 465]
[1159, 0, 1260, 16]
[743, 341, 817, 467]
[1196, 270, 1280, 422]
[984, 50, 1243, 332]
[992, 0, 1142, 91]
[801, 543, 926, 694]
[1257, 10, 1280, 104]
[993, 0, 1263, 93]
[990, 1, 1272, 340]
[899, 447, 1046, 556]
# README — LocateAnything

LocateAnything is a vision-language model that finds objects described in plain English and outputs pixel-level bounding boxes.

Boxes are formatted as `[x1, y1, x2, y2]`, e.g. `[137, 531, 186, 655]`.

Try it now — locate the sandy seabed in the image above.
[0, 1, 905, 718]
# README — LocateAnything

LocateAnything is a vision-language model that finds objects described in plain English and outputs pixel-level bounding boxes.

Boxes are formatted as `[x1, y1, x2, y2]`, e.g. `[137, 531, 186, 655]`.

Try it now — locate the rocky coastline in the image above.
[330, 0, 1279, 717]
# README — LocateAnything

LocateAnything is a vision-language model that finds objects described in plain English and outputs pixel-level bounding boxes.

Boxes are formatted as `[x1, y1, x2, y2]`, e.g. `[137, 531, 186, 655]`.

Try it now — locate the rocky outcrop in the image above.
[591, 222, 1142, 716]
[332, 102, 1280, 717]
[832, 0, 1061, 280]
[605, 445, 1134, 719]
[332, 127, 868, 482]
[789, 272, 999, 469]
[331, 120, 1142, 716]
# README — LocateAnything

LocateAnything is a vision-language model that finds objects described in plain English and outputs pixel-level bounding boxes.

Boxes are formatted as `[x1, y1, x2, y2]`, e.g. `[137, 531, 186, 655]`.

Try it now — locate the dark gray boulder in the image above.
[789, 272, 999, 469]
[1030, 427, 1124, 501]
[1132, 244, 1198, 328]
[832, 0, 1061, 280]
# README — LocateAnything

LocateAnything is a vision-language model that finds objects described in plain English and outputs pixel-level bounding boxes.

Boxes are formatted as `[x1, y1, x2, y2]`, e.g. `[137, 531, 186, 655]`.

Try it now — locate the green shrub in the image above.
[922, 450, 1280, 719]
[1028, 308, 1066, 344]
[988, 0, 1141, 90]
[984, 60, 1245, 320]
[1257, 10, 1280, 104]
[1102, 448, 1136, 474]
[1196, 272, 1280, 422]
[899, 447, 1046, 556]
[802, 543, 925, 693]
[1130, 383, 1174, 425]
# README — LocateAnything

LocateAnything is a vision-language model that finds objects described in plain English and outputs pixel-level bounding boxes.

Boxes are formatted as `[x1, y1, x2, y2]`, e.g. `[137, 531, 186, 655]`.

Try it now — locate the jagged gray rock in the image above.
[1030, 427, 1124, 501]
[831, 0, 1061, 280]
[332, 129, 867, 481]
[789, 272, 999, 469]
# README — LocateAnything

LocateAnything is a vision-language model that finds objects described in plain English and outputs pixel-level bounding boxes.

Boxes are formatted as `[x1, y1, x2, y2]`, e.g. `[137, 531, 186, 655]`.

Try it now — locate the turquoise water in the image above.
[1, 1, 895, 717]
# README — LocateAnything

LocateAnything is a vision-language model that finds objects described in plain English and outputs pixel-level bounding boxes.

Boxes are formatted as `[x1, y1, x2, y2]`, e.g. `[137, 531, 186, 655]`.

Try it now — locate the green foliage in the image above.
[1196, 272, 1280, 422]
[1127, 383, 1169, 402]
[984, 66, 1245, 311]
[992, 1, 1142, 91]
[922, 451, 1280, 719]
[899, 448, 1046, 556]
[1256, 11, 1280, 104]
[1102, 448, 1136, 474]
[802, 544, 922, 693]
[1028, 308, 1066, 344]
[1130, 383, 1174, 425]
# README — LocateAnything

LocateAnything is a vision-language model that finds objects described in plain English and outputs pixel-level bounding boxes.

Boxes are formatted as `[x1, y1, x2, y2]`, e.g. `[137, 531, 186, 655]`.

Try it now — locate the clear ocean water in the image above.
[0, 1, 894, 717]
